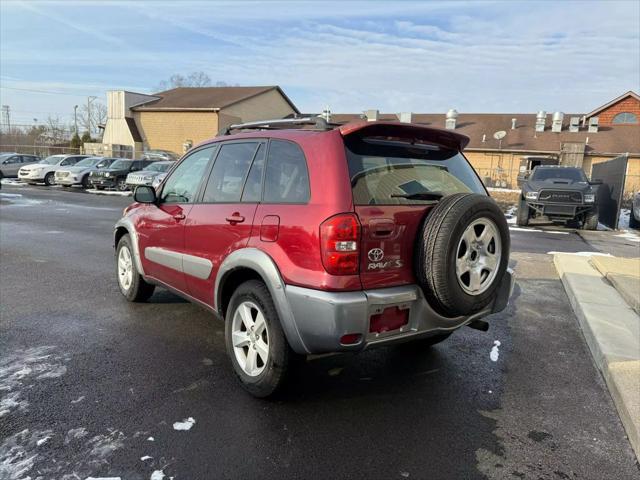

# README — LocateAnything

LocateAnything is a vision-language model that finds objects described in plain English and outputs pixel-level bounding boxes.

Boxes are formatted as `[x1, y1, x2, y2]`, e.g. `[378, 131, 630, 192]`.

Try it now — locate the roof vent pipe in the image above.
[551, 112, 564, 132]
[535, 111, 547, 132]
[445, 109, 458, 129]
[364, 109, 379, 122]
[399, 112, 413, 123]
[511, 118, 517, 130]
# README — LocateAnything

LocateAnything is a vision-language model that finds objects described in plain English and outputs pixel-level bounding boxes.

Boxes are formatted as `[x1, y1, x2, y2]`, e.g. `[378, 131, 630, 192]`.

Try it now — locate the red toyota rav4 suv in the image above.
[114, 118, 513, 397]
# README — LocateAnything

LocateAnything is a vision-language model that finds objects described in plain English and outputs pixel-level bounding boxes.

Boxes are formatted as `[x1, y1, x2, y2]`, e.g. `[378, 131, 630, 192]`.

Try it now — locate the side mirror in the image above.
[134, 185, 157, 204]
[589, 180, 603, 186]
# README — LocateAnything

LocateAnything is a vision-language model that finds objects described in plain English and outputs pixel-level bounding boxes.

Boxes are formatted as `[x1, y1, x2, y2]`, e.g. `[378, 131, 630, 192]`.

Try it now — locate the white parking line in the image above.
[509, 226, 570, 235]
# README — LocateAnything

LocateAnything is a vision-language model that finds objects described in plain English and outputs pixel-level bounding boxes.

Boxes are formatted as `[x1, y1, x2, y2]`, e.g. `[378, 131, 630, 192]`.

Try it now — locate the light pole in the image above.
[74, 105, 78, 135]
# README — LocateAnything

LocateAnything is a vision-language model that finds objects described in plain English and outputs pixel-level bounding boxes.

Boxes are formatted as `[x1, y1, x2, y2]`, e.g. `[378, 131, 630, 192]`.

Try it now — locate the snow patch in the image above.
[141, 455, 153, 461]
[619, 208, 631, 230]
[71, 395, 85, 404]
[547, 251, 613, 257]
[87, 430, 125, 459]
[490, 340, 501, 362]
[509, 226, 569, 234]
[65, 427, 89, 444]
[151, 470, 165, 480]
[0, 346, 69, 418]
[0, 193, 23, 198]
[173, 417, 196, 431]
[85, 189, 131, 197]
[147, 436, 154, 441]
[615, 230, 640, 243]
[0, 428, 53, 480]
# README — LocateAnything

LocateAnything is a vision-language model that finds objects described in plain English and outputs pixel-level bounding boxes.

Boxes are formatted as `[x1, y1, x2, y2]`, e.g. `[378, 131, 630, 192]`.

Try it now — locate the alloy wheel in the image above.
[231, 301, 270, 377]
[455, 218, 502, 295]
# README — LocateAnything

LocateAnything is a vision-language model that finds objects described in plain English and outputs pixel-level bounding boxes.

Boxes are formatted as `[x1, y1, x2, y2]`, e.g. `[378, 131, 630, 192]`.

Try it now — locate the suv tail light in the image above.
[320, 213, 360, 275]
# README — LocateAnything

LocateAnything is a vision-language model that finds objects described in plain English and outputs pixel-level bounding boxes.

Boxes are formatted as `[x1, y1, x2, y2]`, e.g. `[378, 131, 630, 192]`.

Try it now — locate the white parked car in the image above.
[55, 156, 118, 188]
[18, 154, 90, 186]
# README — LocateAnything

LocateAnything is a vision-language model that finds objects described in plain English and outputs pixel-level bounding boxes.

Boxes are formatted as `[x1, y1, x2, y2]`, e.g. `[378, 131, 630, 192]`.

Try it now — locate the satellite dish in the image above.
[493, 130, 507, 140]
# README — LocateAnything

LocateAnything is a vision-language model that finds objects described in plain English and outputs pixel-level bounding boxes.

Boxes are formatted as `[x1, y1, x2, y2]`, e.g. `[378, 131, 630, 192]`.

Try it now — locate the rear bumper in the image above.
[285, 268, 514, 354]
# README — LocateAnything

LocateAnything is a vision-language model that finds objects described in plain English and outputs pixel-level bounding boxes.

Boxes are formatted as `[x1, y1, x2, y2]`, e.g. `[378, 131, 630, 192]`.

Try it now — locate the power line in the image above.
[0, 86, 99, 97]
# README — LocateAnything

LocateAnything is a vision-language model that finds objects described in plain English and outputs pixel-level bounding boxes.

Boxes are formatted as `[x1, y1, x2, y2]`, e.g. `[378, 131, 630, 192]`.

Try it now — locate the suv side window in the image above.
[263, 140, 310, 203]
[161, 146, 215, 204]
[241, 144, 266, 202]
[202, 142, 258, 203]
[5, 156, 20, 164]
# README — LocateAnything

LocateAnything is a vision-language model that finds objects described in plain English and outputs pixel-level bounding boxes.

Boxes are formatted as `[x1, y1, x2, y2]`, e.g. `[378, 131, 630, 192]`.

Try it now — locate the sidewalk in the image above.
[554, 253, 640, 461]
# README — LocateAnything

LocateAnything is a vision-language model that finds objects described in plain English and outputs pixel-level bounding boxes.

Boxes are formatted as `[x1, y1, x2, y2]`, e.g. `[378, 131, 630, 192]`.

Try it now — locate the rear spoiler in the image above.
[339, 121, 470, 151]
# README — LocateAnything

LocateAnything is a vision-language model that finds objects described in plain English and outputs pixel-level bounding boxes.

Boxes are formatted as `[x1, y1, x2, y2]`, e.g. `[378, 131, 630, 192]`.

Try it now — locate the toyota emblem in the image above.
[368, 248, 384, 262]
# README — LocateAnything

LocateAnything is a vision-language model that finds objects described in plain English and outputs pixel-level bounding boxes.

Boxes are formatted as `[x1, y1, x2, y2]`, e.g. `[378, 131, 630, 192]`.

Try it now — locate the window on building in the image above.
[612, 112, 637, 124]
[263, 140, 310, 203]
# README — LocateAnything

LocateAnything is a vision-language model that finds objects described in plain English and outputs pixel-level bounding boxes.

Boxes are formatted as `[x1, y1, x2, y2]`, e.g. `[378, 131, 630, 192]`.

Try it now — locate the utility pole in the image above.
[87, 96, 97, 136]
[74, 105, 78, 135]
[1, 105, 10, 132]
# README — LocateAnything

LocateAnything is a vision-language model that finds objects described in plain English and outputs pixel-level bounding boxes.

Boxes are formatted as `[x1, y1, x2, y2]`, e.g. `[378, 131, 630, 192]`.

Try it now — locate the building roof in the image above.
[328, 112, 639, 155]
[132, 86, 299, 113]
[586, 90, 640, 118]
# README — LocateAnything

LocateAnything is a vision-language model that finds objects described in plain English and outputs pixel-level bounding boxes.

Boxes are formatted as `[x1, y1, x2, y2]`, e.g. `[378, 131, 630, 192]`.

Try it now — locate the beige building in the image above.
[95, 86, 299, 157]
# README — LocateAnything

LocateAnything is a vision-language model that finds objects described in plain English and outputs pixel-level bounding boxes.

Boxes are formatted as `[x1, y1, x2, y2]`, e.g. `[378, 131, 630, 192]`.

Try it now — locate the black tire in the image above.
[116, 234, 155, 302]
[95, 186, 104, 191]
[82, 175, 91, 189]
[415, 193, 510, 317]
[44, 172, 55, 186]
[583, 210, 599, 230]
[225, 280, 292, 398]
[516, 198, 530, 226]
[630, 213, 640, 229]
[116, 178, 128, 191]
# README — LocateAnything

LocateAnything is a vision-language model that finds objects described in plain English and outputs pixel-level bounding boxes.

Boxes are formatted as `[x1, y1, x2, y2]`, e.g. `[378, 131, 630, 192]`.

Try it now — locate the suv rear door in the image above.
[342, 125, 486, 290]
[184, 140, 265, 305]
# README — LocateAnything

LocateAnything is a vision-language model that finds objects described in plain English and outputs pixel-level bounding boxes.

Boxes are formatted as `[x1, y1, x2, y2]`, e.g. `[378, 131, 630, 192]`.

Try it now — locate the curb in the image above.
[554, 253, 640, 461]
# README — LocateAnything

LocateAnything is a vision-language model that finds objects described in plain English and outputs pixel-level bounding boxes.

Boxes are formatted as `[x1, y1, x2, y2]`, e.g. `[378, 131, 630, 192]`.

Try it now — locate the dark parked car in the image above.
[125, 160, 175, 189]
[89, 159, 154, 191]
[0, 153, 40, 178]
[518, 166, 600, 230]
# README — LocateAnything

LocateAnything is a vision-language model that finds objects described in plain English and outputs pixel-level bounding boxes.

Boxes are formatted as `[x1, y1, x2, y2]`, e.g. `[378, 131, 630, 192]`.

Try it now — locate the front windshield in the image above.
[532, 168, 587, 182]
[39, 155, 64, 165]
[75, 157, 103, 167]
[345, 135, 485, 205]
[147, 162, 171, 173]
[110, 160, 133, 170]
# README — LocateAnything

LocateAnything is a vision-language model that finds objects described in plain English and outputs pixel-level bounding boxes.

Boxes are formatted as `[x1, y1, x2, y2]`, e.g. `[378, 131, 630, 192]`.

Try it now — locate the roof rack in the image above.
[218, 116, 338, 136]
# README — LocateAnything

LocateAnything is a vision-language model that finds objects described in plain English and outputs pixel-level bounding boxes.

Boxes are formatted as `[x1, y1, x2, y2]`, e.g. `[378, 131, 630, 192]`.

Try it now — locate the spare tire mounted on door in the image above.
[415, 193, 510, 317]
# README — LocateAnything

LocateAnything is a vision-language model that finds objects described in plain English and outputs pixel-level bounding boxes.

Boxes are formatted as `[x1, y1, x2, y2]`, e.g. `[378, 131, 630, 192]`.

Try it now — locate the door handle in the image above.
[225, 214, 245, 224]
[173, 213, 186, 220]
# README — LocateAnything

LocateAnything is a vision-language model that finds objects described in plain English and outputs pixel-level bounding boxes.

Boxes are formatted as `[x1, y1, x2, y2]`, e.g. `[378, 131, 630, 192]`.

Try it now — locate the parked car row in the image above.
[9, 153, 177, 191]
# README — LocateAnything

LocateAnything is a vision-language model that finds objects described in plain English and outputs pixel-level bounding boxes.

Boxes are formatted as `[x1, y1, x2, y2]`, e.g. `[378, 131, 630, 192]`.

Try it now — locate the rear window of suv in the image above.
[345, 135, 485, 205]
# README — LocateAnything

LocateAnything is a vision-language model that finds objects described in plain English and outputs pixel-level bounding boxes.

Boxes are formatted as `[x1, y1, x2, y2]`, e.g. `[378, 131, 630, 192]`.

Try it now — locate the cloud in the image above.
[1, 0, 638, 118]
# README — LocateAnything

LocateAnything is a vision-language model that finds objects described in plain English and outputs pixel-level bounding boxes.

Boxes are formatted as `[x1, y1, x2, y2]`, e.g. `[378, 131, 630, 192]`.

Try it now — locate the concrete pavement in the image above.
[554, 253, 640, 461]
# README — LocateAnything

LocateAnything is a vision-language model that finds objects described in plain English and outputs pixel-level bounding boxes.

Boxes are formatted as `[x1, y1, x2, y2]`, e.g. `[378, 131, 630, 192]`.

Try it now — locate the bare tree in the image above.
[78, 102, 107, 136]
[155, 71, 223, 91]
[44, 116, 67, 144]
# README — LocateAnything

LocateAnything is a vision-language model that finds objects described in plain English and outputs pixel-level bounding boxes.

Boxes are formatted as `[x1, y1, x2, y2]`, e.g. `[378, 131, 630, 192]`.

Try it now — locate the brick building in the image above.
[96, 86, 298, 157]
[330, 91, 640, 194]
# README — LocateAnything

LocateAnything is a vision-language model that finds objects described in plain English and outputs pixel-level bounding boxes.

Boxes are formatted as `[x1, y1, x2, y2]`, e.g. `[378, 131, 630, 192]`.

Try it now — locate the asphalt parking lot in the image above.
[1, 183, 639, 480]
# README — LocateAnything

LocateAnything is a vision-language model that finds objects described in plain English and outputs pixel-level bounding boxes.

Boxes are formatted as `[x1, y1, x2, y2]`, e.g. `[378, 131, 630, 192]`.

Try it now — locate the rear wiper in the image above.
[390, 192, 444, 201]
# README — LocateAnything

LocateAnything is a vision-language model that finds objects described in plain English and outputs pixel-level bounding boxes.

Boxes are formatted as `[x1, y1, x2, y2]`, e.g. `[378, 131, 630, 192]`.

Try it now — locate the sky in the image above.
[1, 0, 639, 126]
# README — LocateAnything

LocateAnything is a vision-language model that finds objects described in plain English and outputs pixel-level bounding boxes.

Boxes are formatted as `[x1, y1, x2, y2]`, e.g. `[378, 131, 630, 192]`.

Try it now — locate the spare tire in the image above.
[415, 193, 510, 317]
